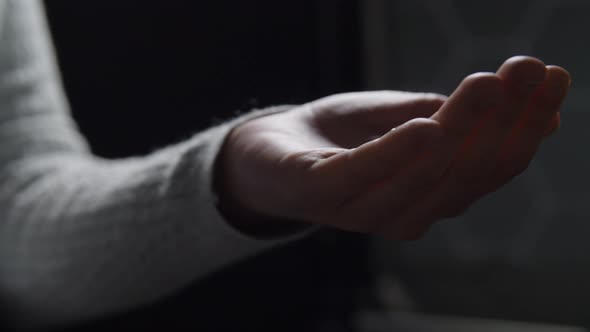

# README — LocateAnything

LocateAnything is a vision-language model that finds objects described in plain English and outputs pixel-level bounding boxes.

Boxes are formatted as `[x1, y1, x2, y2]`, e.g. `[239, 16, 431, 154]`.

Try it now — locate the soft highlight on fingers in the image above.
[431, 72, 504, 145]
[496, 56, 547, 97]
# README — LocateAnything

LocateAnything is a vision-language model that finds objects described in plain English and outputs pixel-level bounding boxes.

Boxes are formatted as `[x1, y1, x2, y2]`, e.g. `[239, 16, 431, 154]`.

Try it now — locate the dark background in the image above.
[44, 0, 362, 158]
[43, 1, 370, 331]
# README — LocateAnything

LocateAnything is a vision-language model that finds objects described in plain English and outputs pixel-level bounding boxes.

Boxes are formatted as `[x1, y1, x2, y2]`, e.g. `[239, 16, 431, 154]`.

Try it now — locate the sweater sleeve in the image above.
[0, 0, 299, 327]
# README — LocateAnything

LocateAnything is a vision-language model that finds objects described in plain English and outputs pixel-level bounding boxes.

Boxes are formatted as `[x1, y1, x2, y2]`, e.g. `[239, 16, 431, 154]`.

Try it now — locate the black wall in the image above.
[44, 0, 362, 158]
[43, 1, 369, 331]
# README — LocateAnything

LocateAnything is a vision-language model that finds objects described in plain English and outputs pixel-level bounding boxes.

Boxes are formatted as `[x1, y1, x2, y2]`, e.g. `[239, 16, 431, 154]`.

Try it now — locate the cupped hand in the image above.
[216, 56, 570, 240]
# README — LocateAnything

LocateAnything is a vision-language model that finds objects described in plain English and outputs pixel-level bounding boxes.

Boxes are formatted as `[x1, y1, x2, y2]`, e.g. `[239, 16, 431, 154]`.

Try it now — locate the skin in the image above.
[216, 56, 570, 240]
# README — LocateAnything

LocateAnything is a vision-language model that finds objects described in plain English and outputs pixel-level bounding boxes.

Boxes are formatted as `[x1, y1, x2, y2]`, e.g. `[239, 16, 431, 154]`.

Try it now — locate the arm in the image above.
[0, 0, 291, 326]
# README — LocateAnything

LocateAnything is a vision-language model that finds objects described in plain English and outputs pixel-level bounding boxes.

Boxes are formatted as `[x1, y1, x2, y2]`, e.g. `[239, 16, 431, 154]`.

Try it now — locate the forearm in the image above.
[0, 110, 289, 326]
[0, 0, 298, 327]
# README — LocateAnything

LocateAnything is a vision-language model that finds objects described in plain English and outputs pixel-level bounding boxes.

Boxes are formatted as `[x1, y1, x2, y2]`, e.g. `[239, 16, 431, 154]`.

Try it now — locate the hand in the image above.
[418, 57, 569, 237]
[216, 56, 570, 240]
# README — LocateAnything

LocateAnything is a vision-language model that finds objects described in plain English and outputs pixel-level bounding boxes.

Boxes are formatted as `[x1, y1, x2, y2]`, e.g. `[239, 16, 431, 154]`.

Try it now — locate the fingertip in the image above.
[498, 56, 547, 78]
[506, 55, 545, 64]
[546, 65, 572, 87]
[538, 66, 571, 107]
[497, 56, 547, 95]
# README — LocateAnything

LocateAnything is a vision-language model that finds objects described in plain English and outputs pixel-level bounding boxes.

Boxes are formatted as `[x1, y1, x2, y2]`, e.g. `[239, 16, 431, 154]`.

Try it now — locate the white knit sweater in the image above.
[0, 0, 294, 327]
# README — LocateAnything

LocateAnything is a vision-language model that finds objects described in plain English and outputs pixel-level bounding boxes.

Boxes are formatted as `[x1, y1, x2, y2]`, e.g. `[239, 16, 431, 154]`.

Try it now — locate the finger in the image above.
[497, 56, 547, 98]
[449, 56, 547, 183]
[490, 65, 570, 184]
[311, 91, 448, 134]
[354, 91, 448, 133]
[431, 73, 504, 149]
[381, 74, 505, 234]
[388, 62, 569, 234]
[384, 172, 477, 240]
[327, 133, 453, 236]
[311, 118, 445, 200]
[392, 66, 571, 227]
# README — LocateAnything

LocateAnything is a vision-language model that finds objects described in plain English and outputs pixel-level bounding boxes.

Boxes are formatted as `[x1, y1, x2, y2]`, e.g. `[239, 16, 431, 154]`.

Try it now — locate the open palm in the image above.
[218, 56, 569, 240]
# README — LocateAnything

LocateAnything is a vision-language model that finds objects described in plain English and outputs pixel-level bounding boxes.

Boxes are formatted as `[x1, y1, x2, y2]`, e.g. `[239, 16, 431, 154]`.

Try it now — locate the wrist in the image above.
[213, 125, 309, 238]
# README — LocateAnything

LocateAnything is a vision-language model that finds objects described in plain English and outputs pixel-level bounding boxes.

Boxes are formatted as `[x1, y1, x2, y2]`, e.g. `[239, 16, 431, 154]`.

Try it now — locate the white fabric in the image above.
[0, 0, 294, 327]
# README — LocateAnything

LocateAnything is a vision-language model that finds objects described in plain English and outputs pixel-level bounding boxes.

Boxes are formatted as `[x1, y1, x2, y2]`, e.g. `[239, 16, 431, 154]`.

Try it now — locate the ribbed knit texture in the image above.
[0, 0, 295, 328]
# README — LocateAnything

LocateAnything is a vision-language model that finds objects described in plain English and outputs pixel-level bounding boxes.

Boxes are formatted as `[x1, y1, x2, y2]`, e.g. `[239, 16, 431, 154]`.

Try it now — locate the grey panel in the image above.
[364, 0, 590, 326]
